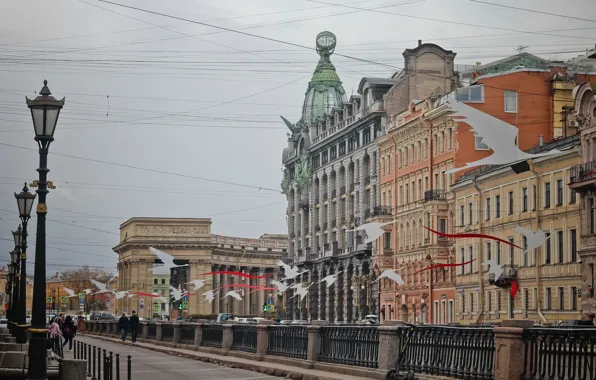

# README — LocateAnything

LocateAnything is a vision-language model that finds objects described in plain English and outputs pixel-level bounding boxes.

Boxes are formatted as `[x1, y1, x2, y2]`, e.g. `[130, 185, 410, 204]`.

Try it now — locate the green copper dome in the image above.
[301, 31, 347, 126]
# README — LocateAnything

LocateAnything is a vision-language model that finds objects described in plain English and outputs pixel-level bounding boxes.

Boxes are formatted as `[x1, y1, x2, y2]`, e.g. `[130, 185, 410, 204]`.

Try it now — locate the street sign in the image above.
[46, 297, 52, 304]
[267, 298, 273, 305]
[79, 293, 85, 300]
[61, 296, 67, 304]
[181, 300, 189, 309]
[153, 304, 159, 312]
[182, 295, 188, 301]
[139, 299, 145, 305]
[140, 304, 144, 309]
[79, 299, 85, 305]
[267, 305, 274, 312]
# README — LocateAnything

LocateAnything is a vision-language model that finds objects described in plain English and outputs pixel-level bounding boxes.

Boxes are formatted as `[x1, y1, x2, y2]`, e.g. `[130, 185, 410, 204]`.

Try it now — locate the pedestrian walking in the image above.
[119, 313, 129, 342]
[71, 315, 78, 337]
[129, 311, 139, 343]
[61, 316, 74, 351]
[48, 317, 63, 356]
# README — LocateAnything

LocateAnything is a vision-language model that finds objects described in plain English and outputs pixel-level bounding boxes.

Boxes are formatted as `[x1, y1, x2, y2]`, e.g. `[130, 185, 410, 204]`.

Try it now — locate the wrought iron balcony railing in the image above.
[570, 159, 596, 184]
[371, 205, 393, 217]
[424, 189, 447, 201]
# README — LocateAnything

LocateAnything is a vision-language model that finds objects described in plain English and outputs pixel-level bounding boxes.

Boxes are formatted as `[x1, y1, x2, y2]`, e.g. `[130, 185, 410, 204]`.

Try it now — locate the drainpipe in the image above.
[421, 116, 434, 324]
[473, 178, 485, 324]
[529, 161, 548, 324]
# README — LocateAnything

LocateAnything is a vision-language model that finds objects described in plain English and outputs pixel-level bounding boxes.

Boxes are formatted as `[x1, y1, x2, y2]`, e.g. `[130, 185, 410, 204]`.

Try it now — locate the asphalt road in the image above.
[73, 335, 279, 380]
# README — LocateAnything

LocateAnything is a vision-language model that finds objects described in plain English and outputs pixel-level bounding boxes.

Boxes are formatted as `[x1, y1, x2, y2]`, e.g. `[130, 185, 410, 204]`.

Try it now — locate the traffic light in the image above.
[262, 303, 267, 312]
[178, 303, 182, 310]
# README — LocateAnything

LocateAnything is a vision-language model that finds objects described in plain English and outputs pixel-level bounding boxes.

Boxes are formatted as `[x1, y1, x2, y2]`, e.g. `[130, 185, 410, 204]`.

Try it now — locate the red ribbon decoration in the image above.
[415, 259, 477, 274]
[201, 271, 272, 279]
[424, 227, 522, 249]
[218, 284, 277, 291]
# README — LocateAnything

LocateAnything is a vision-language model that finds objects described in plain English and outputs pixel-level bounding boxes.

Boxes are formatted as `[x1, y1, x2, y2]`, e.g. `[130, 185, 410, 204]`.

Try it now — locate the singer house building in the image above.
[280, 31, 393, 322]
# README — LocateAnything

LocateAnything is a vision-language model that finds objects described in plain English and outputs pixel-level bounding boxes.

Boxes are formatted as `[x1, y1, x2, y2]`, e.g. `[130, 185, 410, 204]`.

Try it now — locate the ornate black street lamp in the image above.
[26, 80, 64, 380]
[11, 228, 22, 336]
[15, 184, 36, 344]
[7, 249, 19, 333]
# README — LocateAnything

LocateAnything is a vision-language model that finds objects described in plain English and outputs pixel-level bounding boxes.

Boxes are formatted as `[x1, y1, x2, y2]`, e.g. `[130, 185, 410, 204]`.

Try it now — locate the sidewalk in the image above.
[80, 333, 380, 380]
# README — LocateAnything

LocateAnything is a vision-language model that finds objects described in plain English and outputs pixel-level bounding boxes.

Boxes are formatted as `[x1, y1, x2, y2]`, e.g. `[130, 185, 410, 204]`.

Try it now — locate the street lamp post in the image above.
[11, 228, 23, 337]
[26, 80, 64, 380]
[15, 184, 36, 344]
[7, 250, 19, 333]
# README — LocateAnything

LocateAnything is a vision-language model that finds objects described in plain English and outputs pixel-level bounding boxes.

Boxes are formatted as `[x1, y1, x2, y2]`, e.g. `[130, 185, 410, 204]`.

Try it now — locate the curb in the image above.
[79, 333, 334, 380]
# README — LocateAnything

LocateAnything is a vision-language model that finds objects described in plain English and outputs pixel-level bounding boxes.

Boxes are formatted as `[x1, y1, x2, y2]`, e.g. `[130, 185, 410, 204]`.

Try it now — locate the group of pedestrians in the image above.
[48, 313, 80, 353]
[118, 310, 139, 343]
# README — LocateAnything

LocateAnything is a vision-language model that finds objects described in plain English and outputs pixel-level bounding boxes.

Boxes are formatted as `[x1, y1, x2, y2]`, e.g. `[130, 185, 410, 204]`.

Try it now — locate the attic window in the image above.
[456, 85, 484, 103]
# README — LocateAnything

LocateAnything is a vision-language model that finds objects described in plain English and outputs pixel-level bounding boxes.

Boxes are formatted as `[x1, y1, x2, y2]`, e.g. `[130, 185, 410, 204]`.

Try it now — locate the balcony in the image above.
[304, 227, 309, 235]
[340, 186, 346, 195]
[299, 197, 309, 209]
[489, 264, 517, 288]
[290, 233, 296, 239]
[424, 189, 446, 202]
[569, 159, 596, 192]
[371, 205, 393, 217]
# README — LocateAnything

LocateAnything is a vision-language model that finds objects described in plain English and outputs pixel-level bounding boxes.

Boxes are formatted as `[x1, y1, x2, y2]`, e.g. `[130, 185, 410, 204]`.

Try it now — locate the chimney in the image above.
[539, 135, 543, 146]
[418, 40, 422, 47]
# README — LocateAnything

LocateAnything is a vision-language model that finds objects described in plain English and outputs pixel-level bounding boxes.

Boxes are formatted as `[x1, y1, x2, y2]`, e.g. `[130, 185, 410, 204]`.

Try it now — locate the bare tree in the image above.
[59, 267, 112, 313]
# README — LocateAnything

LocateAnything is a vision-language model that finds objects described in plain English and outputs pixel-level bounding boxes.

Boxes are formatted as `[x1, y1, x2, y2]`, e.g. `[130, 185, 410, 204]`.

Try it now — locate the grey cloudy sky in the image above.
[0, 0, 594, 275]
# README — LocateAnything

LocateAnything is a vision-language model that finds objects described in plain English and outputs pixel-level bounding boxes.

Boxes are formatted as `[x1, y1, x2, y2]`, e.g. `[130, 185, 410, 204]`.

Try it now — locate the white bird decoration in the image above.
[445, 100, 563, 174]
[221, 290, 243, 301]
[90, 279, 110, 294]
[63, 287, 77, 298]
[513, 225, 549, 252]
[169, 285, 185, 301]
[127, 293, 137, 298]
[202, 290, 218, 303]
[289, 283, 314, 301]
[148, 247, 188, 275]
[83, 289, 93, 295]
[270, 279, 289, 295]
[482, 259, 505, 281]
[151, 293, 168, 303]
[373, 270, 405, 285]
[186, 279, 211, 291]
[318, 271, 342, 288]
[347, 221, 397, 244]
[276, 259, 309, 281]
[114, 290, 130, 300]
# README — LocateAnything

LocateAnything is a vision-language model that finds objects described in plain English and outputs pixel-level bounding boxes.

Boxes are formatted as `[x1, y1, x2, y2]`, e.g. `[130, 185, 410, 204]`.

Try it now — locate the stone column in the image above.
[256, 321, 273, 360]
[377, 325, 401, 371]
[307, 324, 323, 362]
[141, 322, 148, 339]
[494, 320, 532, 380]
[61, 359, 87, 379]
[222, 323, 234, 352]
[222, 268, 229, 313]
[155, 323, 162, 341]
[213, 266, 220, 315]
[257, 271, 266, 316]
[173, 324, 181, 344]
[194, 322, 204, 346]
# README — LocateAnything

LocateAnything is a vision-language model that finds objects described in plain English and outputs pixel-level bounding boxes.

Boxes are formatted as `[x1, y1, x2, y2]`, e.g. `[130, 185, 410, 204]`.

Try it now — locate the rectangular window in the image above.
[556, 179, 563, 206]
[522, 188, 528, 212]
[571, 287, 578, 310]
[486, 242, 491, 261]
[504, 90, 518, 113]
[439, 218, 446, 233]
[449, 300, 454, 323]
[558, 287, 565, 310]
[468, 246, 474, 273]
[487, 292, 492, 312]
[496, 242, 501, 265]
[486, 198, 491, 220]
[508, 191, 514, 215]
[571, 229, 577, 262]
[522, 236, 528, 266]
[495, 195, 501, 218]
[455, 85, 484, 103]
[460, 205, 465, 226]
[558, 231, 564, 263]
[570, 188, 577, 204]
[475, 134, 490, 150]
[461, 294, 466, 313]
[546, 288, 552, 310]
[509, 238, 515, 264]
[545, 232, 551, 264]
[468, 202, 473, 225]
[460, 248, 465, 275]
[449, 129, 453, 149]
[533, 185, 537, 211]
[545, 182, 551, 209]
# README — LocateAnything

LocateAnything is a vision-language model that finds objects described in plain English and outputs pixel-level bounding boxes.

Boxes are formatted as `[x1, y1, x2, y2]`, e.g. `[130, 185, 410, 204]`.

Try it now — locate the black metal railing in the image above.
[371, 205, 393, 217]
[231, 325, 257, 353]
[320, 326, 379, 368]
[201, 324, 223, 348]
[147, 323, 157, 339]
[424, 189, 447, 201]
[75, 340, 132, 380]
[399, 326, 494, 379]
[521, 327, 596, 380]
[570, 159, 596, 184]
[48, 332, 63, 358]
[179, 324, 195, 345]
[268, 326, 307, 360]
[161, 323, 174, 341]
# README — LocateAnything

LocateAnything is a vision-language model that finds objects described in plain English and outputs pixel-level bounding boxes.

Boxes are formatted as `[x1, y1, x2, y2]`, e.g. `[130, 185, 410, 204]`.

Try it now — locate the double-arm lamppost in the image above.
[26, 80, 64, 380]
[14, 185, 36, 344]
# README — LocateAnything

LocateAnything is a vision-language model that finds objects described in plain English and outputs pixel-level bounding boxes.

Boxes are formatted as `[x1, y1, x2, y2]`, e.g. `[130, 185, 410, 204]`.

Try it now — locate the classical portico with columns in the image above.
[113, 217, 287, 319]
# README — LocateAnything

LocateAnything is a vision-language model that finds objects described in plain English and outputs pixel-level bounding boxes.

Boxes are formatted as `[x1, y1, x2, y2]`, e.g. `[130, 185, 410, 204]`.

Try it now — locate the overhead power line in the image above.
[469, 0, 596, 24]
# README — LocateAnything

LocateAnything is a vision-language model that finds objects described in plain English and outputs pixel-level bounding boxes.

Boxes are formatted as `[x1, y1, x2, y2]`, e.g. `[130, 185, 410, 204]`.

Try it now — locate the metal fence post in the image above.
[116, 353, 120, 380]
[92, 345, 96, 380]
[127, 355, 131, 380]
[97, 347, 102, 380]
[109, 351, 113, 380]
[88, 344, 91, 377]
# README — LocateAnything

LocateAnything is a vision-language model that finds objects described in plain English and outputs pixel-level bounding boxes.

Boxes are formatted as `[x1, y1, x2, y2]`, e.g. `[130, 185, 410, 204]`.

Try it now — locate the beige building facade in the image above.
[113, 218, 287, 319]
[453, 137, 581, 324]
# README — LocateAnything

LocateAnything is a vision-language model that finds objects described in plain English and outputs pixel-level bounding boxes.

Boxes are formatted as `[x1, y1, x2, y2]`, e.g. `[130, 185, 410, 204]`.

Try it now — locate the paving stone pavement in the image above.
[74, 335, 280, 380]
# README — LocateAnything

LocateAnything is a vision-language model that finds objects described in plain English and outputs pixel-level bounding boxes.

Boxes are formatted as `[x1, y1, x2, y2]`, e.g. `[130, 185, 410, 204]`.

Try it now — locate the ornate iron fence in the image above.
[179, 324, 195, 345]
[399, 326, 494, 379]
[231, 325, 257, 353]
[319, 326, 379, 368]
[147, 323, 157, 339]
[161, 324, 174, 340]
[201, 324, 223, 348]
[522, 327, 596, 380]
[267, 325, 307, 360]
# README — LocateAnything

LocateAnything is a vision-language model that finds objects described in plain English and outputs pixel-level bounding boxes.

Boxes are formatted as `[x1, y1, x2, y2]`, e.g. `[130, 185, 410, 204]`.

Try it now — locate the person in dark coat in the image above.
[119, 313, 129, 342]
[62, 316, 74, 351]
[129, 311, 140, 343]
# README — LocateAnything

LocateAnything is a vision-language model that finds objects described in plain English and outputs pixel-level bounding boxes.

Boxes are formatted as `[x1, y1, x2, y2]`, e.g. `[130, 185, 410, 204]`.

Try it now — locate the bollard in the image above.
[88, 344, 91, 377]
[115, 353, 120, 380]
[92, 345, 97, 380]
[127, 355, 131, 380]
[109, 351, 113, 380]
[103, 356, 109, 380]
[98, 347, 103, 380]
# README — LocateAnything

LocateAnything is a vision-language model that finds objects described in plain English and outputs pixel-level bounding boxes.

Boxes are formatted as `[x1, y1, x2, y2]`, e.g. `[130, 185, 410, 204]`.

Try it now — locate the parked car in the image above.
[279, 320, 293, 325]
[235, 318, 258, 324]
[291, 320, 308, 325]
[0, 319, 7, 329]
[216, 313, 234, 323]
[90, 312, 118, 321]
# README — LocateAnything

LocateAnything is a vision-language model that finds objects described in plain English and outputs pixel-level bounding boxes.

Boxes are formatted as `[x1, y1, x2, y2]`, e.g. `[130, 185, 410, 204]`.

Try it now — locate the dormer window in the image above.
[334, 112, 339, 124]
[326, 117, 331, 128]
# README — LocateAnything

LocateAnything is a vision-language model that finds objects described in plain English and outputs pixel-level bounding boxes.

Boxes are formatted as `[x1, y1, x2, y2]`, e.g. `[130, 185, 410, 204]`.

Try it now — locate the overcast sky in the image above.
[0, 0, 594, 275]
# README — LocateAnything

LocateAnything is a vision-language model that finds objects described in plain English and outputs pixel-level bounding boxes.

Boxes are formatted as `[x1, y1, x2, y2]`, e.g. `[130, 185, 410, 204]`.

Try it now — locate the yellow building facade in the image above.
[453, 137, 581, 324]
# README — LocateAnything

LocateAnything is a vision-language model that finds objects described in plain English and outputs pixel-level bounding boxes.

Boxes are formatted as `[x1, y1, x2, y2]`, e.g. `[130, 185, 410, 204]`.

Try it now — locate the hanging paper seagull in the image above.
[513, 225, 549, 252]
[221, 290, 243, 301]
[424, 227, 521, 249]
[90, 279, 111, 294]
[318, 271, 342, 288]
[148, 247, 188, 275]
[202, 290, 218, 303]
[481, 259, 505, 281]
[63, 287, 77, 298]
[373, 270, 405, 285]
[270, 279, 290, 295]
[186, 279, 211, 291]
[445, 100, 563, 174]
[289, 283, 314, 301]
[346, 221, 397, 244]
[276, 260, 308, 281]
